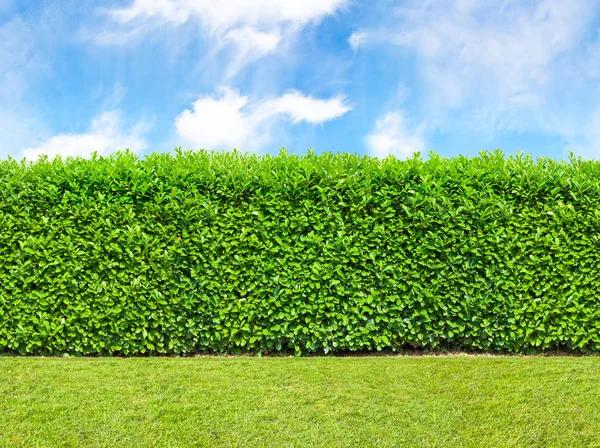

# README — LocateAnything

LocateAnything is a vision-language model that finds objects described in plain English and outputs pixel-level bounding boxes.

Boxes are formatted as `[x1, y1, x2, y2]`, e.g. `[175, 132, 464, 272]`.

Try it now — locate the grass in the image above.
[1, 356, 599, 447]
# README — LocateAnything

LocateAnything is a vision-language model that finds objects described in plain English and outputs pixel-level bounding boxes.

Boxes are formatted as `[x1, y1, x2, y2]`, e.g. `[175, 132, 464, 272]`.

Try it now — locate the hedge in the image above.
[1, 149, 599, 355]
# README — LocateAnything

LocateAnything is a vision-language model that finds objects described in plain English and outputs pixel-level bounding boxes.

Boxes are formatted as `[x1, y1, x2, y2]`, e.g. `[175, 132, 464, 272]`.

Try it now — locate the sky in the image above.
[1, 0, 600, 160]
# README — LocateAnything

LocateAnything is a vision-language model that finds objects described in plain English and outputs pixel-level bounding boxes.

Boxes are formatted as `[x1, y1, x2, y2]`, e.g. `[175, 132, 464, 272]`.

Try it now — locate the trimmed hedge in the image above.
[1, 149, 600, 355]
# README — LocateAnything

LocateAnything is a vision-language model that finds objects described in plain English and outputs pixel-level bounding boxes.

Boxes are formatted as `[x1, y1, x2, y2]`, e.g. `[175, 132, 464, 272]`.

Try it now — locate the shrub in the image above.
[1, 149, 599, 355]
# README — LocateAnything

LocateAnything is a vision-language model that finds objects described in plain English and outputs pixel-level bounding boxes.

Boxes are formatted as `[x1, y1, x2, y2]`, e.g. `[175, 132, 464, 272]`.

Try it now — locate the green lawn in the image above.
[1, 356, 599, 447]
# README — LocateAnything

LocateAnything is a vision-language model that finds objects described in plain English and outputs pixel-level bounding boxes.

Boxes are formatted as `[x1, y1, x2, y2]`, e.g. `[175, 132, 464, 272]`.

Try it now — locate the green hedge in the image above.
[1, 149, 599, 355]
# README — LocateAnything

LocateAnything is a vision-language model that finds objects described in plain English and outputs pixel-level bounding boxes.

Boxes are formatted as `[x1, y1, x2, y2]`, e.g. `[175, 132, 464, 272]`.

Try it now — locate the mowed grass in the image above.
[1, 356, 600, 447]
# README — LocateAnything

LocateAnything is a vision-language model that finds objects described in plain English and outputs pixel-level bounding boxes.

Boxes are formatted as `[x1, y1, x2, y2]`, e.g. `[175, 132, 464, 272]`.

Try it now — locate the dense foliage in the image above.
[1, 149, 599, 355]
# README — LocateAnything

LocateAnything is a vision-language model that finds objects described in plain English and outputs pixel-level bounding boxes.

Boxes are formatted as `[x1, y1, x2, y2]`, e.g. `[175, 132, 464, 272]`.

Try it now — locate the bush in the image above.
[0, 149, 599, 355]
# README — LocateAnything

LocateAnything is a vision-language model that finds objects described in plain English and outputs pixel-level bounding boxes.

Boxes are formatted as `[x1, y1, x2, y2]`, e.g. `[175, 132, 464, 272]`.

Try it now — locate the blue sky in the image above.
[1, 0, 600, 160]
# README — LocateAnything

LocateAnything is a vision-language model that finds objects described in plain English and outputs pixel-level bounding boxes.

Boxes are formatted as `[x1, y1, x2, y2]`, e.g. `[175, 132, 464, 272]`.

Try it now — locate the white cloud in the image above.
[21, 112, 152, 160]
[175, 87, 352, 151]
[366, 111, 425, 159]
[262, 92, 352, 124]
[175, 88, 254, 151]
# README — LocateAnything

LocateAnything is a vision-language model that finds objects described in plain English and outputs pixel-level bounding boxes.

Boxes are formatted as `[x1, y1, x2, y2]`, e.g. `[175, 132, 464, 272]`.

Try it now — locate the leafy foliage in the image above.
[1, 149, 599, 355]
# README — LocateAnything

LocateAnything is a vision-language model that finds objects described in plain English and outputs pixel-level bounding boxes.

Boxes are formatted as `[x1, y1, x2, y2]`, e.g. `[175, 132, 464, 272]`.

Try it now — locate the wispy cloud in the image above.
[382, 0, 594, 110]
[91, 0, 349, 76]
[348, 31, 368, 51]
[355, 0, 600, 155]
[21, 111, 153, 160]
[0, 12, 56, 156]
[0, 16, 45, 100]
[106, 0, 348, 30]
[175, 87, 352, 151]
[223, 27, 281, 78]
[366, 111, 425, 159]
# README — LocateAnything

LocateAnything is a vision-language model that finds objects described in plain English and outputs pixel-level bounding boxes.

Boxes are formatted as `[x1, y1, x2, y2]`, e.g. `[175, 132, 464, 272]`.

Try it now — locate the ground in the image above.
[1, 356, 599, 447]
